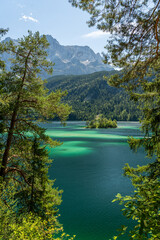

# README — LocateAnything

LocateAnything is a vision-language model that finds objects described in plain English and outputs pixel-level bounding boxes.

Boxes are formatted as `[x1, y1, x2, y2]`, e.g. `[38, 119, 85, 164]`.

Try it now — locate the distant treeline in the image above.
[46, 71, 140, 121]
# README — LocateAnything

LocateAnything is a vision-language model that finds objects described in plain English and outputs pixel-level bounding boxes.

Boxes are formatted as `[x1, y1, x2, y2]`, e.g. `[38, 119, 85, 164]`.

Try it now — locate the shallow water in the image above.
[44, 121, 146, 240]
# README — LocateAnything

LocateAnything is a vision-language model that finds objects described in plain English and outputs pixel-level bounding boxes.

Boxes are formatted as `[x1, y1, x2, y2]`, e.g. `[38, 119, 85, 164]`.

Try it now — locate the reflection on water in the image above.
[43, 122, 145, 240]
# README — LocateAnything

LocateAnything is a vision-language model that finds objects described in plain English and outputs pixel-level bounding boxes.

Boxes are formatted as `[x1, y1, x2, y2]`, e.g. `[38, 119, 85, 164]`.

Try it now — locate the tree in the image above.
[0, 28, 8, 36]
[69, 0, 160, 80]
[0, 31, 71, 180]
[8, 213, 75, 240]
[0, 28, 8, 72]
[86, 114, 117, 128]
[0, 31, 72, 239]
[69, 1, 160, 239]
[0, 183, 75, 240]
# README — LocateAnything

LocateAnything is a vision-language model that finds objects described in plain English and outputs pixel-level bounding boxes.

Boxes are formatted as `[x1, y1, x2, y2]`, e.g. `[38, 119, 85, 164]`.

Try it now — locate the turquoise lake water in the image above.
[43, 121, 146, 240]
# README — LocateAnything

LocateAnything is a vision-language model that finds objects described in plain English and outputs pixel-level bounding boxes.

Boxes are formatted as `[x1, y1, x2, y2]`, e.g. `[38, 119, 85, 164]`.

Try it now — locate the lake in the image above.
[43, 121, 146, 240]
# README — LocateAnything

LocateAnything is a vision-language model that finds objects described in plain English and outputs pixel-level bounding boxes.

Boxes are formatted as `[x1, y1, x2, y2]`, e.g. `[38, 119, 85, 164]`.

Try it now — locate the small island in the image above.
[86, 114, 117, 128]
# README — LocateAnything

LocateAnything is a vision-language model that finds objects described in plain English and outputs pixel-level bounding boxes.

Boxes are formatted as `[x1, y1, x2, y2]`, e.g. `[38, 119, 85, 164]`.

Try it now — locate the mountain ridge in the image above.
[1, 34, 114, 77]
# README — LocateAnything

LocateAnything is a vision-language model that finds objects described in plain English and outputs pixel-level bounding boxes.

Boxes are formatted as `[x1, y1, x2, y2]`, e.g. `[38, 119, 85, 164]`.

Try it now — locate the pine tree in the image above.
[0, 31, 72, 239]
[0, 31, 71, 181]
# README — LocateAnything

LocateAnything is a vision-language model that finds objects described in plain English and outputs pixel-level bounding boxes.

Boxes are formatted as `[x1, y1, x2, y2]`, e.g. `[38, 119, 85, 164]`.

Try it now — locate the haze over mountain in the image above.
[1, 35, 113, 77]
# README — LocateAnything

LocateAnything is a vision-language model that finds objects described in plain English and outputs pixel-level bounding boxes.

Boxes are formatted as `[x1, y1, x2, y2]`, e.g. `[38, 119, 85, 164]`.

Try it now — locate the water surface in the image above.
[44, 121, 146, 240]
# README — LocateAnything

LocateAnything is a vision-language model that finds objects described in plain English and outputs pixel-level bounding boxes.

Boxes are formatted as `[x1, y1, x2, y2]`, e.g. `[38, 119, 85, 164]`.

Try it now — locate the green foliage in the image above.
[0, 28, 8, 37]
[69, 0, 160, 72]
[14, 137, 62, 219]
[0, 28, 8, 74]
[46, 71, 140, 121]
[0, 181, 18, 239]
[86, 114, 117, 128]
[0, 30, 71, 180]
[0, 31, 73, 239]
[9, 214, 75, 240]
[0, 182, 75, 240]
[112, 162, 160, 239]
[69, 1, 160, 239]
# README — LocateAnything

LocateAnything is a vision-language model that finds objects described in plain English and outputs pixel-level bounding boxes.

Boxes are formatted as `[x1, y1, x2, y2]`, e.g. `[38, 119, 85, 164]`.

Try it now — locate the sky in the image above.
[1, 0, 110, 54]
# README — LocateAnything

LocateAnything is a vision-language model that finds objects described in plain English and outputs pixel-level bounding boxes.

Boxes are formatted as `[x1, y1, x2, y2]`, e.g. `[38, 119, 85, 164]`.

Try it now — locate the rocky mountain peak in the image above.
[1, 34, 114, 77]
[45, 35, 60, 45]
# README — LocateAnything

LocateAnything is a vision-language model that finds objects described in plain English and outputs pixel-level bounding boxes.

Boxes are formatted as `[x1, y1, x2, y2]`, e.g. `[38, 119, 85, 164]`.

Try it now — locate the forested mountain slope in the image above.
[46, 71, 140, 120]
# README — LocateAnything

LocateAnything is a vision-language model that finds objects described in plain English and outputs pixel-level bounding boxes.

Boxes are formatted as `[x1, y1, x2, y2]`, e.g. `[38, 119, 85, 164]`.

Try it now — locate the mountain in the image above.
[46, 71, 140, 121]
[1, 35, 113, 77]
[45, 35, 113, 76]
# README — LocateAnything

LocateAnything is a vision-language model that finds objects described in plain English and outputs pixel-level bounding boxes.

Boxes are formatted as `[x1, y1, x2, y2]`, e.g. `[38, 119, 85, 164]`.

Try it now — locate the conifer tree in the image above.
[0, 31, 72, 239]
[0, 31, 71, 181]
[0, 28, 8, 75]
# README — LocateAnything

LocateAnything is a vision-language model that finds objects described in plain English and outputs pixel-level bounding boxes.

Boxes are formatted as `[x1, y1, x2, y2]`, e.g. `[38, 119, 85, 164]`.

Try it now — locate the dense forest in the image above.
[46, 71, 140, 121]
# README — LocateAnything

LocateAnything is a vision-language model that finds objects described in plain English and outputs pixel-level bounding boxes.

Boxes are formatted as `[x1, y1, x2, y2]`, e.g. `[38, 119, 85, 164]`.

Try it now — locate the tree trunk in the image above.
[0, 50, 30, 180]
[0, 108, 18, 180]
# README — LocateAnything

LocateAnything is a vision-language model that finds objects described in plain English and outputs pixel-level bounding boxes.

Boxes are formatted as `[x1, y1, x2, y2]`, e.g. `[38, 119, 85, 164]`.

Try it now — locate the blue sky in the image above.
[1, 0, 110, 54]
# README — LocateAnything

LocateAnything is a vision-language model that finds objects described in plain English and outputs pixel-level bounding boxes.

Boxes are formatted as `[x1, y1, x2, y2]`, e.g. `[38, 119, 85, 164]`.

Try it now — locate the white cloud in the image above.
[20, 14, 38, 23]
[82, 30, 110, 39]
